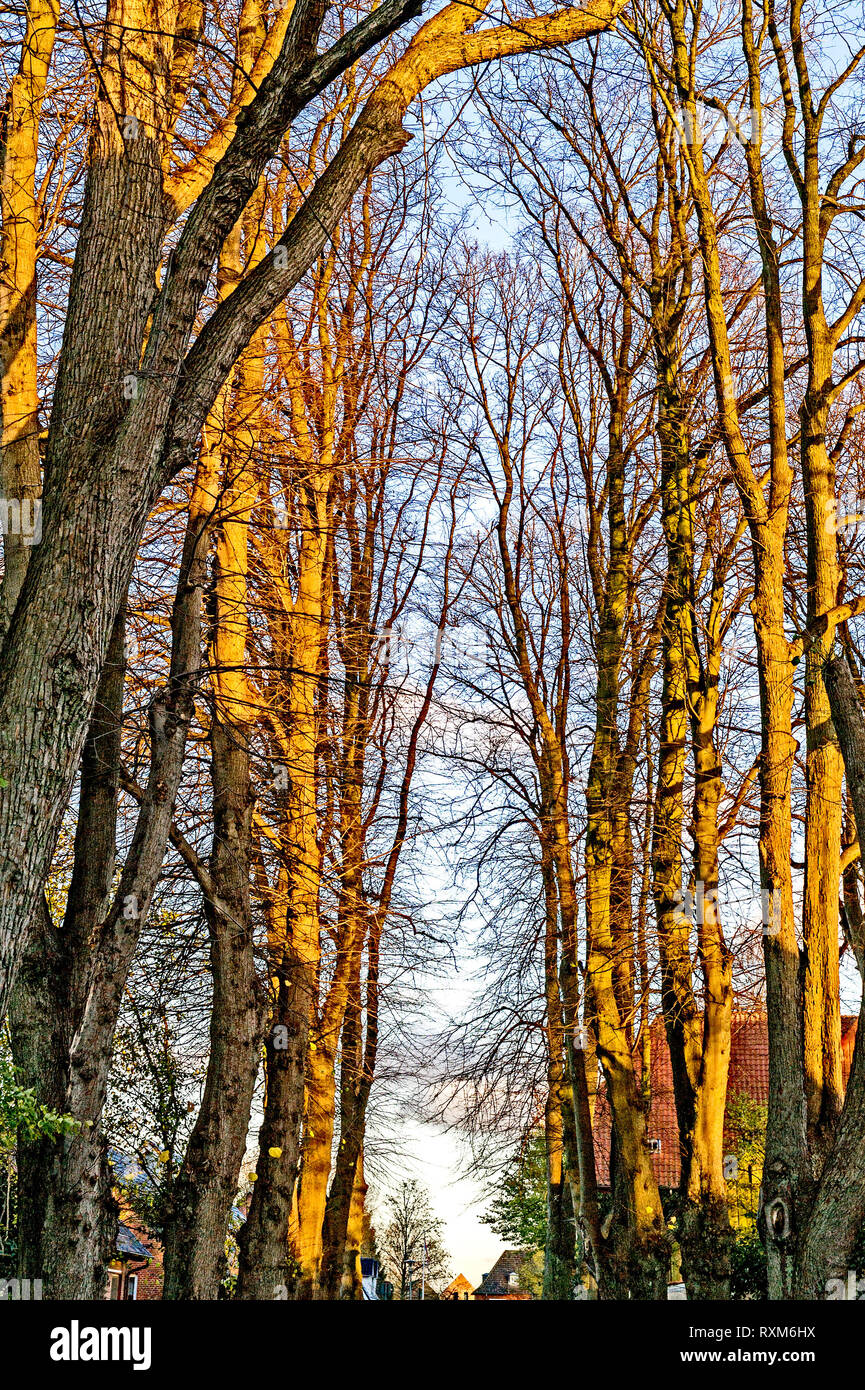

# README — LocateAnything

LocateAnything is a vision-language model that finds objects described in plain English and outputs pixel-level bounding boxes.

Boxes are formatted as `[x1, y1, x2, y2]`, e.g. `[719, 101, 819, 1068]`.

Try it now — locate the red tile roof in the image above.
[592, 1012, 858, 1189]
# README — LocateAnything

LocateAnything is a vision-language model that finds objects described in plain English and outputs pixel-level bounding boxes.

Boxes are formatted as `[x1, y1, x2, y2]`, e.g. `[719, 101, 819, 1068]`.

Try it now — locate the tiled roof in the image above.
[116, 1222, 152, 1261]
[473, 1249, 533, 1298]
[592, 1012, 858, 1189]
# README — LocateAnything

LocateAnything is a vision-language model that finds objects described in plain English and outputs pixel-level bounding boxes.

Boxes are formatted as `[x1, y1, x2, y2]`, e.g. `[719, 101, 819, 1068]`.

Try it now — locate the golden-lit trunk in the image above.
[800, 247, 843, 1165]
[297, 1040, 338, 1288]
[683, 564, 734, 1297]
[652, 414, 701, 1147]
[340, 1152, 367, 1300]
[584, 422, 668, 1297]
[656, 12, 802, 1293]
[0, 0, 58, 621]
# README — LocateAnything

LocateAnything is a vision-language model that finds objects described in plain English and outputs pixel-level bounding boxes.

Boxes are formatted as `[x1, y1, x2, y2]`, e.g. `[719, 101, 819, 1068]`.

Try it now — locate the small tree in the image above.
[379, 1180, 449, 1299]
[482, 1138, 548, 1252]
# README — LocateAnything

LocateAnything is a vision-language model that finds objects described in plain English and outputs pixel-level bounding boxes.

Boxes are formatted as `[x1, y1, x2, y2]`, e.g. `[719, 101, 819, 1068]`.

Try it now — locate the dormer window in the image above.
[508, 1271, 519, 1287]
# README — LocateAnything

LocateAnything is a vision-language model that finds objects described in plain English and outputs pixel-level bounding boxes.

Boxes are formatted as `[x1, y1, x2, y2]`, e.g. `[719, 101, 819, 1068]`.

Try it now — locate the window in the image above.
[107, 1271, 122, 1300]
[508, 1271, 519, 1288]
[648, 1138, 662, 1153]
[126, 1274, 138, 1301]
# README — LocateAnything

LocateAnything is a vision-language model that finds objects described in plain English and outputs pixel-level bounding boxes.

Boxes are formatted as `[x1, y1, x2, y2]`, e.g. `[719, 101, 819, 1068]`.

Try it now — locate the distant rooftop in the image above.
[473, 1250, 533, 1299]
[116, 1223, 151, 1261]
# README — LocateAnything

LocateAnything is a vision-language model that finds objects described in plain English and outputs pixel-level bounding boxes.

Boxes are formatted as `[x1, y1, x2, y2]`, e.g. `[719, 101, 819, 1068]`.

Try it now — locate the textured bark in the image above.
[653, 4, 803, 1295]
[651, 337, 733, 1298]
[239, 397, 333, 1284]
[580, 313, 669, 1299]
[236, 451, 330, 1297]
[0, 0, 426, 1023]
[235, 951, 309, 1299]
[14, 444, 210, 1298]
[297, 1040, 341, 1295]
[795, 653, 865, 1295]
[679, 597, 734, 1299]
[841, 795, 865, 979]
[9, 898, 85, 1284]
[0, 0, 57, 621]
[652, 378, 701, 1196]
[162, 229, 267, 1301]
[290, 270, 363, 1296]
[161, 718, 261, 1298]
[542, 851, 577, 1299]
[339, 1156, 367, 1300]
[796, 89, 844, 1175]
[318, 936, 377, 1300]
[10, 605, 126, 1297]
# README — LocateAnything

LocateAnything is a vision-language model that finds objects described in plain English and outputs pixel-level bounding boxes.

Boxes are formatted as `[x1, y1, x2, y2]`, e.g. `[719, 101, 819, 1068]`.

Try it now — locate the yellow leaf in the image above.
[158, 1150, 170, 1163]
[268, 1146, 282, 1158]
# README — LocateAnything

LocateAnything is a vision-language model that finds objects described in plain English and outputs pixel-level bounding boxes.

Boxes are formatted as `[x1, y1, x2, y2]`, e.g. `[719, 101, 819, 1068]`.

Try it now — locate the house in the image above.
[473, 1250, 534, 1300]
[442, 1273, 474, 1300]
[105, 1208, 165, 1301]
[360, 1256, 393, 1300]
[106, 1223, 153, 1301]
[105, 1153, 165, 1300]
[592, 1011, 859, 1189]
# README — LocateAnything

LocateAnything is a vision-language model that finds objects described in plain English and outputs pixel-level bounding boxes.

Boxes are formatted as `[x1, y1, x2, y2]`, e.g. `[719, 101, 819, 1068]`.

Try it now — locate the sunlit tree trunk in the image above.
[0, 0, 57, 622]
[796, 652, 865, 1294]
[644, 5, 802, 1293]
[796, 84, 844, 1172]
[236, 453, 331, 1297]
[163, 205, 268, 1296]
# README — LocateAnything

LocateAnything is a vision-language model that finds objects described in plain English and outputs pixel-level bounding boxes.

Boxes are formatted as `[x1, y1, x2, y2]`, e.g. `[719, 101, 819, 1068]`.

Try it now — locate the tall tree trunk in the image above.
[651, 383, 701, 1210]
[318, 931, 376, 1300]
[656, 9, 803, 1293]
[339, 1153, 367, 1300]
[161, 713, 261, 1298]
[236, 463, 331, 1297]
[15, 450, 210, 1297]
[0, 0, 57, 622]
[162, 223, 267, 1300]
[11, 604, 126, 1296]
[680, 563, 734, 1298]
[582, 418, 669, 1299]
[542, 851, 576, 1299]
[235, 948, 309, 1299]
[795, 652, 865, 1294]
[798, 169, 843, 1173]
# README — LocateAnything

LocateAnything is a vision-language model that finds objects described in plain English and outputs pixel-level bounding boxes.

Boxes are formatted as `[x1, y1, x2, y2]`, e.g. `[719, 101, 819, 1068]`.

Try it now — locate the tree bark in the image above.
[795, 651, 865, 1295]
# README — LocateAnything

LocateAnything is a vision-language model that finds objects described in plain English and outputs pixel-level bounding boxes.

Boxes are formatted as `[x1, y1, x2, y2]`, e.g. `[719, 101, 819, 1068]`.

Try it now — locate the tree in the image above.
[0, 0, 628, 1041]
[0, 0, 627, 1300]
[379, 1179, 449, 1298]
[482, 1136, 550, 1253]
